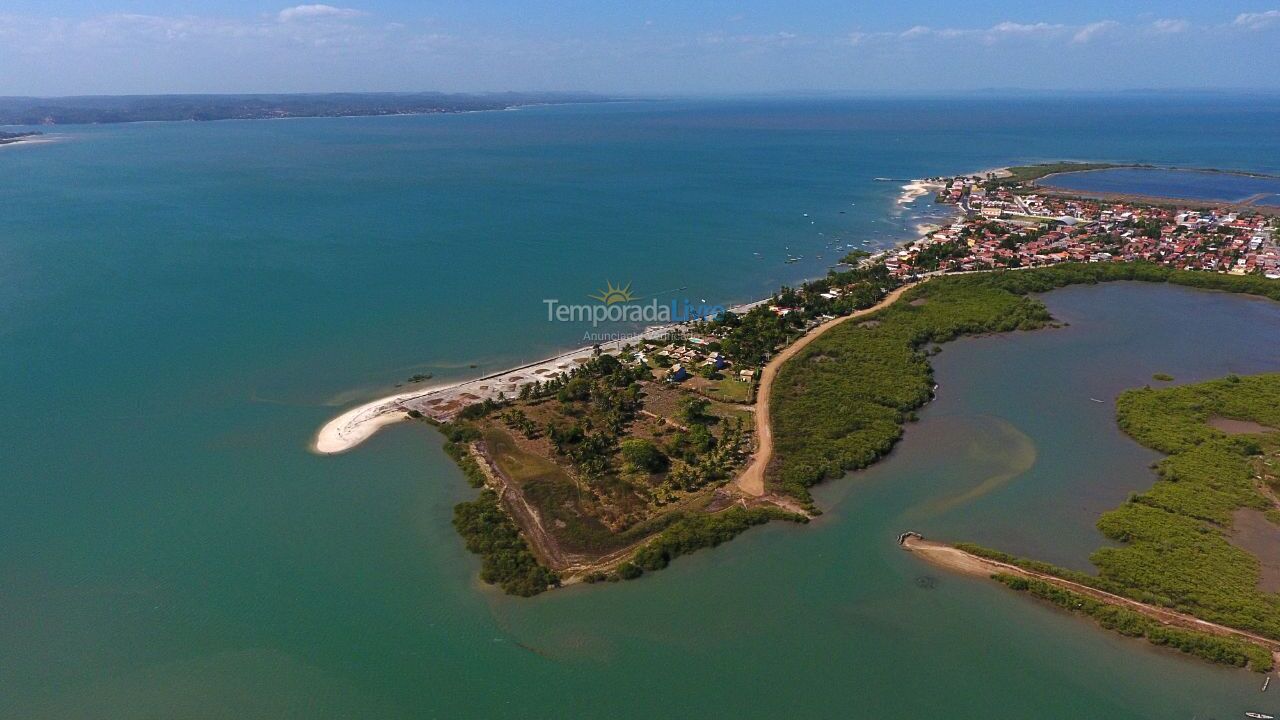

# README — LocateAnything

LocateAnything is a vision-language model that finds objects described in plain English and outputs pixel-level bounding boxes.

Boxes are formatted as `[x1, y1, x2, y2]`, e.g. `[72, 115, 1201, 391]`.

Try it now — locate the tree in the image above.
[557, 376, 591, 402]
[678, 396, 712, 425]
[620, 438, 669, 473]
[686, 423, 716, 453]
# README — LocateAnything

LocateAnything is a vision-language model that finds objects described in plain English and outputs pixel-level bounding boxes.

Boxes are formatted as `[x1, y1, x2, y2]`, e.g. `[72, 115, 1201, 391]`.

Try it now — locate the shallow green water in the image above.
[4, 98, 1280, 717]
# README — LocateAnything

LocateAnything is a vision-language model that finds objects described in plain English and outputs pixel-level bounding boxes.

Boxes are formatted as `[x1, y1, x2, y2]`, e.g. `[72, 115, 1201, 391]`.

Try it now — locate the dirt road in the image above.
[902, 535, 1280, 656]
[733, 282, 920, 496]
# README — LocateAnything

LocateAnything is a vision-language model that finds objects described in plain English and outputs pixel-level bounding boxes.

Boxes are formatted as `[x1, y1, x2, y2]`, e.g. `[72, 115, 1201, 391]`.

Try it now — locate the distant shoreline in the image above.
[0, 133, 57, 149]
[0, 93, 621, 128]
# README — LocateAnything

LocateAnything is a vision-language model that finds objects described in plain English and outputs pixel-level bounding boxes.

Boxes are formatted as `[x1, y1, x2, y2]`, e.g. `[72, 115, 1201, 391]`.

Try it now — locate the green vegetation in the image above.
[769, 276, 1052, 503]
[441, 437, 487, 489]
[1092, 375, 1280, 638]
[962, 373, 1280, 673]
[439, 259, 1280, 597]
[453, 490, 560, 597]
[992, 162, 1126, 186]
[700, 376, 753, 403]
[620, 438, 668, 473]
[626, 506, 807, 576]
[954, 543, 1105, 587]
[437, 346, 765, 582]
[769, 262, 1280, 505]
[993, 575, 1273, 672]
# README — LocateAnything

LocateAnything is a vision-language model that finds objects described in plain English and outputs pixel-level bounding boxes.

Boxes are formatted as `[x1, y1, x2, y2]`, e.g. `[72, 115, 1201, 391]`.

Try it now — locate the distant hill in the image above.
[0, 92, 613, 126]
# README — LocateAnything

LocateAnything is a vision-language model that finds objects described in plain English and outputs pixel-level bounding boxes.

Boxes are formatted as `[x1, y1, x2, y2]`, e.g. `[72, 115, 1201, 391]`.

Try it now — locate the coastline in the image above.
[0, 99, 632, 131]
[0, 134, 60, 149]
[896, 179, 940, 204]
[313, 176, 967, 455]
[312, 296, 774, 454]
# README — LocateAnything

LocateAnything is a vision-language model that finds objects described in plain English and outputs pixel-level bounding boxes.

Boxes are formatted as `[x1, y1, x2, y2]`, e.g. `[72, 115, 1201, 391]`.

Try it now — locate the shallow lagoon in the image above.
[1041, 166, 1280, 206]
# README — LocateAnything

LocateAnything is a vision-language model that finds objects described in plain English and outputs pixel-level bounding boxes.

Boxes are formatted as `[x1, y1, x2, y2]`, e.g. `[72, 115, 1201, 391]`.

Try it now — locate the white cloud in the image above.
[895, 21, 1063, 43]
[1233, 10, 1280, 30]
[1151, 18, 1189, 34]
[989, 21, 1060, 35]
[277, 5, 364, 23]
[1072, 20, 1119, 43]
[700, 30, 802, 48]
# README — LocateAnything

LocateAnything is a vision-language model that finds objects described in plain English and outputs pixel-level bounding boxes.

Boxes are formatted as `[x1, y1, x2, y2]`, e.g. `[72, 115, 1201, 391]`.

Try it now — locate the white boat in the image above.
[1245, 713, 1274, 719]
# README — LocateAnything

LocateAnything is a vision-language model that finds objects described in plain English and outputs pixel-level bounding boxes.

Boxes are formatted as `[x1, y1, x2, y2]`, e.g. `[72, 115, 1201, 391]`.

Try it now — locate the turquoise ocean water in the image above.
[4, 96, 1280, 718]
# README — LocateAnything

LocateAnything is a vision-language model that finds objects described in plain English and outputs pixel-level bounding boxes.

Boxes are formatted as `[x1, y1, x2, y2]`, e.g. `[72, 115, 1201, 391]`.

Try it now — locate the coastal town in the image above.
[883, 171, 1280, 280]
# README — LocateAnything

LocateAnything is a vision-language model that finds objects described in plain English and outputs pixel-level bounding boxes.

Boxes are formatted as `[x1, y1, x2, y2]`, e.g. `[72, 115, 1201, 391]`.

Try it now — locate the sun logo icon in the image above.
[589, 280, 635, 305]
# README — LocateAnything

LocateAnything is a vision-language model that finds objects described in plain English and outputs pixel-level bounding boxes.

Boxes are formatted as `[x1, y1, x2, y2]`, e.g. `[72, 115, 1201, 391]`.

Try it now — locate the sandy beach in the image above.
[313, 297, 773, 454]
[896, 179, 939, 205]
[312, 382, 463, 454]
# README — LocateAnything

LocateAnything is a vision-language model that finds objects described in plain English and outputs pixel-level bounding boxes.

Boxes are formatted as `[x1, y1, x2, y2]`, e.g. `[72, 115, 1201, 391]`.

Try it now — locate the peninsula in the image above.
[318, 162, 1280, 647]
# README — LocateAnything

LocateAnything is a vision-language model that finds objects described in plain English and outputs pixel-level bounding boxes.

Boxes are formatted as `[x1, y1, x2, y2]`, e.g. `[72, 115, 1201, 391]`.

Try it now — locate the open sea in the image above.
[4, 95, 1280, 718]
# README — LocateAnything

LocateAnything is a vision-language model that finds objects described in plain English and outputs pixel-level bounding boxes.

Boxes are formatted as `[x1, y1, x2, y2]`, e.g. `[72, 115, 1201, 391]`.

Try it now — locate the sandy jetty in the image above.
[313, 298, 772, 454]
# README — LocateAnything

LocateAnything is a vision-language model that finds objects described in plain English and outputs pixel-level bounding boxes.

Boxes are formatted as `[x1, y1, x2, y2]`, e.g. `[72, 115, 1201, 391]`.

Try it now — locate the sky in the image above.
[1, 1, 1279, 96]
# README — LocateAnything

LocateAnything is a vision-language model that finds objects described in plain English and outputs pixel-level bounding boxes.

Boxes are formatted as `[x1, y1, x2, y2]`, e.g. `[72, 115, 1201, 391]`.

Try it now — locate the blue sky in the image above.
[2, 2, 1278, 95]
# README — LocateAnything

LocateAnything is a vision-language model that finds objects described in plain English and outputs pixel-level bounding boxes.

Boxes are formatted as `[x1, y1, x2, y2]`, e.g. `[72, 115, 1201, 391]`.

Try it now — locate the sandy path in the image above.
[733, 282, 920, 496]
[902, 536, 1280, 655]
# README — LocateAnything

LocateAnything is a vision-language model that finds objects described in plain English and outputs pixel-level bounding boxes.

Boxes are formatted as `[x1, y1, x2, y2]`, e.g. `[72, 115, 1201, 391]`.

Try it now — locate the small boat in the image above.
[1245, 712, 1274, 719]
[1263, 676, 1271, 692]
[1090, 398, 1105, 403]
